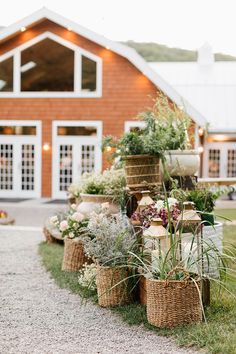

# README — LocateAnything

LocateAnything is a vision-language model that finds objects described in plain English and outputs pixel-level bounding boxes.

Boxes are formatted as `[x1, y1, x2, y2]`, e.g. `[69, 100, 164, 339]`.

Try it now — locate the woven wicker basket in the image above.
[96, 266, 131, 307]
[147, 278, 202, 328]
[124, 155, 160, 190]
[43, 225, 63, 244]
[43, 227, 55, 243]
[62, 238, 88, 272]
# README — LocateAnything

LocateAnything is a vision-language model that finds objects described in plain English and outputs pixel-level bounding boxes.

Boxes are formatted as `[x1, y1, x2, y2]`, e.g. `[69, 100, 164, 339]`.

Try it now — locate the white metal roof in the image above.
[149, 60, 236, 133]
[0, 7, 206, 127]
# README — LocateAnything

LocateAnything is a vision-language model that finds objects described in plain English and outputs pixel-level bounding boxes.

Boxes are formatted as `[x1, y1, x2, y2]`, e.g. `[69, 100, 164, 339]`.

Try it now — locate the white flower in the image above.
[50, 215, 58, 225]
[78, 263, 97, 290]
[68, 232, 74, 239]
[167, 197, 178, 210]
[60, 220, 68, 231]
[71, 212, 84, 222]
[155, 200, 165, 212]
[167, 197, 178, 206]
[70, 203, 77, 210]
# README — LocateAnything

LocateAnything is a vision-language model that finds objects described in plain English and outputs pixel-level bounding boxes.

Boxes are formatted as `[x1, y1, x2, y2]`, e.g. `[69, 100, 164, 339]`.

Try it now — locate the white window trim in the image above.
[0, 119, 42, 198]
[52, 120, 103, 198]
[124, 120, 145, 132]
[0, 31, 102, 98]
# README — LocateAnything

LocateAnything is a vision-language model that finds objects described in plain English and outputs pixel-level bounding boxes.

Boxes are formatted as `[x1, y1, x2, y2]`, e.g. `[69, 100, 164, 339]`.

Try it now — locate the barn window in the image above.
[0, 56, 13, 92]
[20, 38, 74, 92]
[82, 55, 97, 92]
[0, 33, 102, 96]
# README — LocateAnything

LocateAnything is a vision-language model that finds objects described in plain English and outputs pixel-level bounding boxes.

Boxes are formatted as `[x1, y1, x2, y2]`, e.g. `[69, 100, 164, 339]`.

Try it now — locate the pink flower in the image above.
[71, 212, 84, 222]
[60, 220, 68, 231]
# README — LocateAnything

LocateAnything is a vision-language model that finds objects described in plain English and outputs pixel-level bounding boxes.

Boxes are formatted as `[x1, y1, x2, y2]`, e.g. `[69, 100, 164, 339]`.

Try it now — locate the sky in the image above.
[1, 0, 236, 56]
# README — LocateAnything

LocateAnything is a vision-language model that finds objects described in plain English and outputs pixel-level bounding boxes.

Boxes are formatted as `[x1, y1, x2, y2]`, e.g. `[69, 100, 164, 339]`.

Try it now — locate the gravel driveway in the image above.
[0, 227, 198, 354]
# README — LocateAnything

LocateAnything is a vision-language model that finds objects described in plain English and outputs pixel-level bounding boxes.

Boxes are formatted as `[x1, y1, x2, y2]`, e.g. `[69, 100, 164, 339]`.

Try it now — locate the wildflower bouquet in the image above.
[50, 206, 88, 240]
[131, 197, 180, 228]
[78, 263, 97, 291]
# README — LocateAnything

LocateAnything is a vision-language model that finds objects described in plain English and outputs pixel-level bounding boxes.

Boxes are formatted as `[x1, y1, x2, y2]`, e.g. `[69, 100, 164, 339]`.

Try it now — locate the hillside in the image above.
[123, 41, 236, 62]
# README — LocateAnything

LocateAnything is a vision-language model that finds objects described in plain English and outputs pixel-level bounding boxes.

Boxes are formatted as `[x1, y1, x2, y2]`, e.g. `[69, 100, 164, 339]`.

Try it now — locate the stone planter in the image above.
[162, 150, 200, 177]
[77, 194, 119, 216]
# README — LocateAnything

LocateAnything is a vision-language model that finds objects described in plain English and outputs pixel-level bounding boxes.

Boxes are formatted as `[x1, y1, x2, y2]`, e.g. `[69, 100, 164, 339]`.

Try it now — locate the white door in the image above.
[0, 121, 41, 198]
[203, 142, 236, 178]
[52, 121, 102, 199]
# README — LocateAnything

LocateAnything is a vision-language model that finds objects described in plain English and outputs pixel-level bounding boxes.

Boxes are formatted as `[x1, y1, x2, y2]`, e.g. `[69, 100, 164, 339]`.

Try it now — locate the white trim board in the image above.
[0, 7, 206, 127]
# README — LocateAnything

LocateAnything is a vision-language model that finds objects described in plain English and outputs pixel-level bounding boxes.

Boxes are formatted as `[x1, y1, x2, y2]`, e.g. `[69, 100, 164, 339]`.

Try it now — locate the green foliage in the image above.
[102, 132, 146, 157]
[84, 213, 137, 267]
[187, 189, 219, 213]
[171, 188, 219, 213]
[123, 40, 236, 62]
[103, 93, 191, 162]
[141, 93, 191, 151]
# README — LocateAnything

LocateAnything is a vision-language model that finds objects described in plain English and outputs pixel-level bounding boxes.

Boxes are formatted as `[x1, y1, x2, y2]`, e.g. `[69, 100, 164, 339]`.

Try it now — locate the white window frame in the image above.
[0, 31, 102, 98]
[124, 121, 145, 132]
[0, 120, 42, 198]
[52, 120, 102, 198]
[203, 141, 236, 178]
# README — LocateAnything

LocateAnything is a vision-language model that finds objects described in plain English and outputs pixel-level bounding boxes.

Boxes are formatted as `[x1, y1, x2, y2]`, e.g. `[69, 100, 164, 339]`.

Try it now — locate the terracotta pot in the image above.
[162, 150, 200, 177]
[77, 193, 119, 216]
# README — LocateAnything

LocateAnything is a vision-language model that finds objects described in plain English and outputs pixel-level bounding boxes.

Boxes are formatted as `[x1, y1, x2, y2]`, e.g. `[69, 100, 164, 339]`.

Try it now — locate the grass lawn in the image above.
[39, 224, 236, 354]
[215, 208, 236, 221]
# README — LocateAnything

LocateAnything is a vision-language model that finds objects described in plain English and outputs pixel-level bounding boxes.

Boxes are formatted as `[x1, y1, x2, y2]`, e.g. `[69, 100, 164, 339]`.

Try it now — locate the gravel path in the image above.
[0, 227, 198, 354]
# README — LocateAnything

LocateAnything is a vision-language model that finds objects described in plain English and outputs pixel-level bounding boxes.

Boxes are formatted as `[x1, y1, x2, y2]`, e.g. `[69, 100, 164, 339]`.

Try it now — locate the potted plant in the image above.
[139, 93, 200, 177]
[69, 169, 126, 216]
[186, 188, 218, 225]
[137, 202, 204, 328]
[51, 206, 90, 271]
[102, 131, 161, 191]
[84, 212, 137, 307]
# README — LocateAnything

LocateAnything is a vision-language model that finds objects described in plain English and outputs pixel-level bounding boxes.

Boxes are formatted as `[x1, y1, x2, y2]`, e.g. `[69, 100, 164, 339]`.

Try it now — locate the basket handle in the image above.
[165, 266, 191, 285]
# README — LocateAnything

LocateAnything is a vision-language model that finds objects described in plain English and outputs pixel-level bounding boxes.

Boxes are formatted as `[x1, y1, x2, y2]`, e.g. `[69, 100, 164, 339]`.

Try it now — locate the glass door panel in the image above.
[0, 144, 13, 191]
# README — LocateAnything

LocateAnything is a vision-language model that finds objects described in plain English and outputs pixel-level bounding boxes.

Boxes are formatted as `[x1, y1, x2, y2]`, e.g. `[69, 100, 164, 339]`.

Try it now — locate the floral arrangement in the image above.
[78, 263, 97, 291]
[50, 206, 88, 240]
[67, 183, 81, 198]
[83, 212, 136, 267]
[131, 197, 180, 228]
[67, 169, 126, 203]
[0, 210, 7, 218]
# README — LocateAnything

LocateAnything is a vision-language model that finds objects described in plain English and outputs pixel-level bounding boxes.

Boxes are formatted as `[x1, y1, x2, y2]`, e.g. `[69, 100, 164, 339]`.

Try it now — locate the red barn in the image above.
[0, 8, 206, 199]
